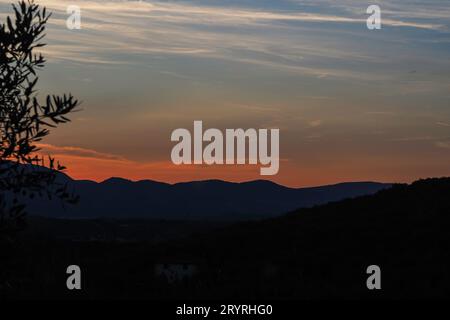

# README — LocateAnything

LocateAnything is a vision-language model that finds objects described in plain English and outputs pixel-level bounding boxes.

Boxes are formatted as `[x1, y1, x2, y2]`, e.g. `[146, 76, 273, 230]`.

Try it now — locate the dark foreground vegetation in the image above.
[1, 178, 450, 300]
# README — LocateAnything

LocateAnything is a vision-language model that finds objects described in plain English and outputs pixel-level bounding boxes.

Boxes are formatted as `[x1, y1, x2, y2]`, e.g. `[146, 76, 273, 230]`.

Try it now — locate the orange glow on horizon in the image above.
[35, 144, 446, 188]
[47, 153, 292, 185]
[36, 152, 423, 188]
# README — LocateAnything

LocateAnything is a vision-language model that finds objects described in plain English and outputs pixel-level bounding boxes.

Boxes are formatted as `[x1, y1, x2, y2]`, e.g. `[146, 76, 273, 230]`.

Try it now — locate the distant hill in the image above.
[23, 171, 390, 220]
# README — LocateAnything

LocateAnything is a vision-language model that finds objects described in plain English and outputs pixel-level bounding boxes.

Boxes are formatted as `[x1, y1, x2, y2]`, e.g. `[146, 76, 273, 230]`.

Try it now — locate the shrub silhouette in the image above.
[0, 0, 79, 240]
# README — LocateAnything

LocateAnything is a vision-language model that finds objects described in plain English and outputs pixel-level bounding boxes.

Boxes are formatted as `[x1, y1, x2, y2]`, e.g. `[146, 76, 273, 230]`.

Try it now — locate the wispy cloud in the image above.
[2, 0, 448, 81]
[435, 141, 450, 149]
[391, 136, 435, 142]
[36, 143, 129, 162]
[308, 119, 323, 128]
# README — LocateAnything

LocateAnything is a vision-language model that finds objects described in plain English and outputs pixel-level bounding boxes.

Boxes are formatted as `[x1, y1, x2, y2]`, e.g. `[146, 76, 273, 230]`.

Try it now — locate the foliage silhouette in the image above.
[0, 0, 79, 241]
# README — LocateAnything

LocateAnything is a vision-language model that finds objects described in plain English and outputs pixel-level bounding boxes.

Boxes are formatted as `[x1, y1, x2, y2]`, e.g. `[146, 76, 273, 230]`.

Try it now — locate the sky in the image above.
[2, 0, 450, 187]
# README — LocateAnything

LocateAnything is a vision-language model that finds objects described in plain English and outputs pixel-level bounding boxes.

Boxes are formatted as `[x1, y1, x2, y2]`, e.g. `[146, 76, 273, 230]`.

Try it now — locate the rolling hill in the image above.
[24, 171, 390, 220]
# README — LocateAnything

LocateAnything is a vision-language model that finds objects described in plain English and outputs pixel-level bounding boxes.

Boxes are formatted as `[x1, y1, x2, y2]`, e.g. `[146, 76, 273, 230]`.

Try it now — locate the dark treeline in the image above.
[2, 178, 450, 299]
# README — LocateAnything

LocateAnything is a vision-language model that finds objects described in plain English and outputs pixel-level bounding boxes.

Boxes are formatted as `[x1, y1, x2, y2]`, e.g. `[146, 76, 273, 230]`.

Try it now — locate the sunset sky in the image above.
[2, 0, 450, 187]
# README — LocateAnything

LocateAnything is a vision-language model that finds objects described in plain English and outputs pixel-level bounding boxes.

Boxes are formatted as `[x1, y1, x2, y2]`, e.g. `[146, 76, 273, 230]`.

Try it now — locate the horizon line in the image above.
[66, 173, 392, 189]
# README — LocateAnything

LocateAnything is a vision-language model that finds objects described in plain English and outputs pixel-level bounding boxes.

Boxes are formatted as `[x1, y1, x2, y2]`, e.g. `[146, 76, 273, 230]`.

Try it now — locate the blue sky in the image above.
[1, 0, 450, 186]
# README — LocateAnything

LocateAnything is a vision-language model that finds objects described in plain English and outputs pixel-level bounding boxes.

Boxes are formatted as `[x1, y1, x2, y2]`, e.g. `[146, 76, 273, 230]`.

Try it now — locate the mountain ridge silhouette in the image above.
[18, 166, 390, 220]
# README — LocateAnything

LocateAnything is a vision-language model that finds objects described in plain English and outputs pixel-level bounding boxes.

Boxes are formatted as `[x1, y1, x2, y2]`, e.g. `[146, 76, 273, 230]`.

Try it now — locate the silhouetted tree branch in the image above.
[0, 0, 79, 241]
